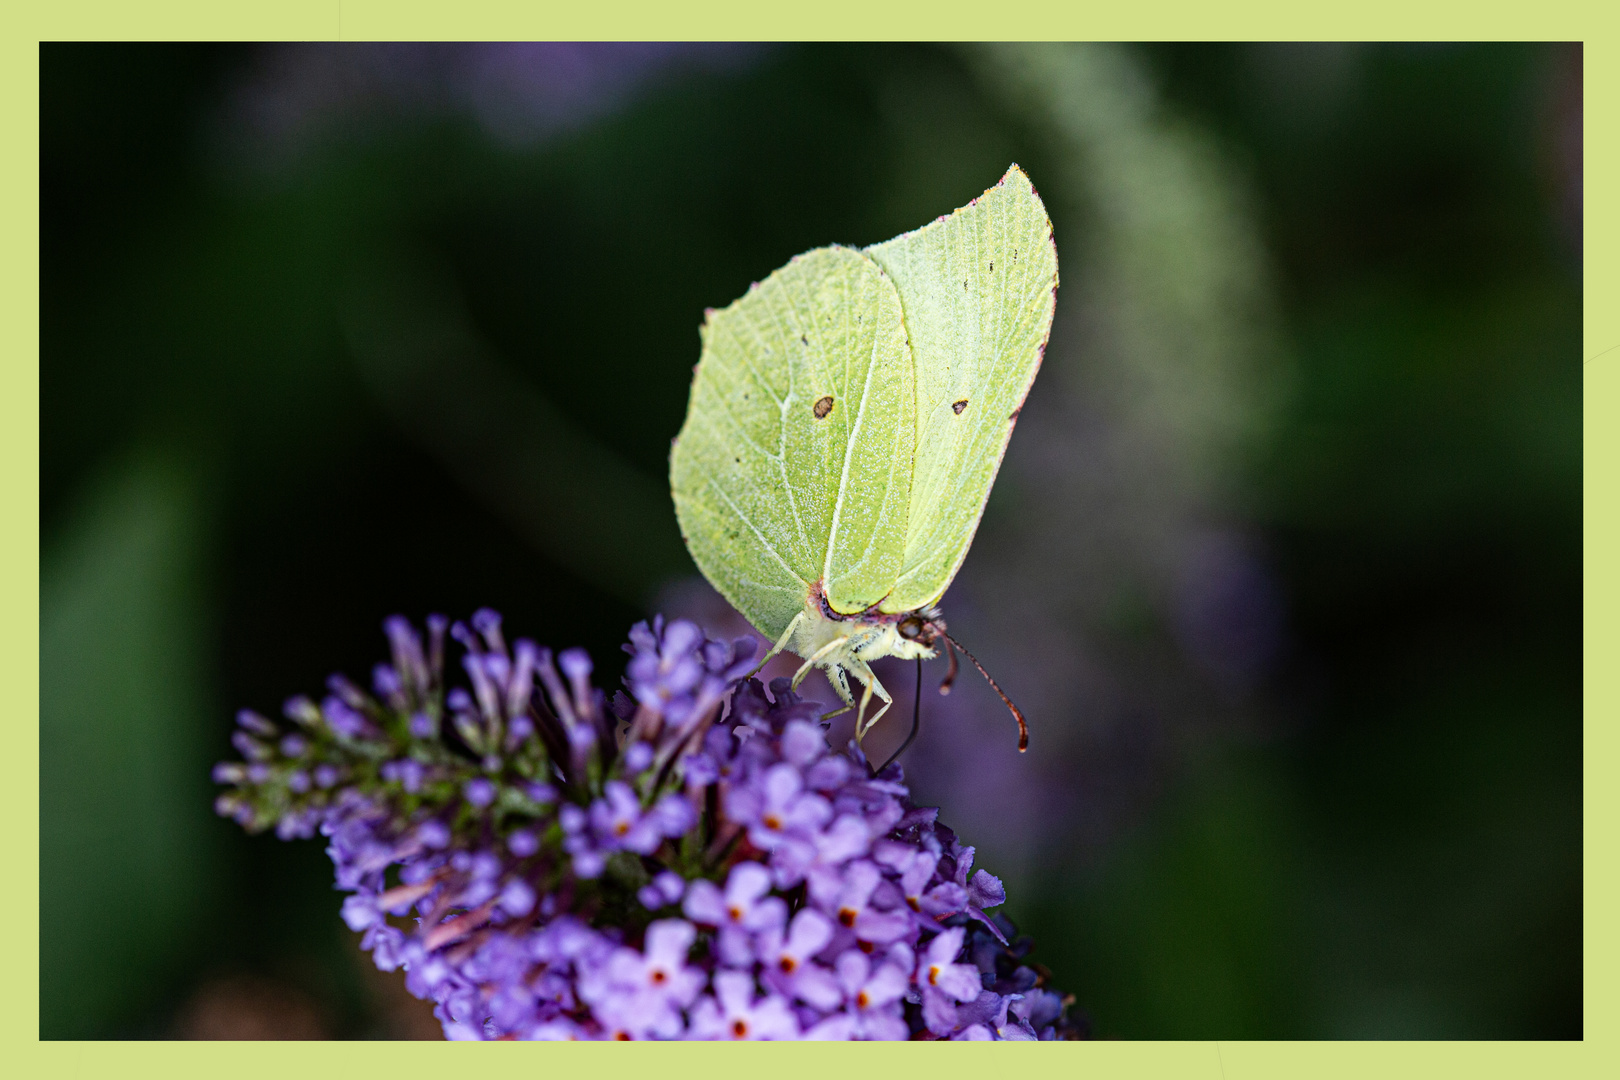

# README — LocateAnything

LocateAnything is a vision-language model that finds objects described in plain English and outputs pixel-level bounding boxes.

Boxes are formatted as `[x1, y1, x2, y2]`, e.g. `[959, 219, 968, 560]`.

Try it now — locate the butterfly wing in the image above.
[864, 165, 1058, 614]
[671, 245, 915, 640]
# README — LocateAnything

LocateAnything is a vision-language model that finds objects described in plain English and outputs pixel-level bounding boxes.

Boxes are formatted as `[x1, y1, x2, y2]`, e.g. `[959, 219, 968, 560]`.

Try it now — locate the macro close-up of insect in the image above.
[671, 166, 1055, 769]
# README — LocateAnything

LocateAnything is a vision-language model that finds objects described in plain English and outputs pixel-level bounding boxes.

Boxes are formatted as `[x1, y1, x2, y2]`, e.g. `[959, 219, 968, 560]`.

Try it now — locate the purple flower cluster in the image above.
[215, 610, 1081, 1040]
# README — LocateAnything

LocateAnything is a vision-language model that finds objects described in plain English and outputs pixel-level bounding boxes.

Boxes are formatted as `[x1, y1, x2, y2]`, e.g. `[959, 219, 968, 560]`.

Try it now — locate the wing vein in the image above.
[693, 464, 810, 589]
[764, 286, 815, 560]
[822, 301, 884, 589]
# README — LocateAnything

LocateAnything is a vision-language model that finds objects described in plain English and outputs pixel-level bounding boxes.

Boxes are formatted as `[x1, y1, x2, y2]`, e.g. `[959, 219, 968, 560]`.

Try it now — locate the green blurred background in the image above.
[40, 42, 1581, 1039]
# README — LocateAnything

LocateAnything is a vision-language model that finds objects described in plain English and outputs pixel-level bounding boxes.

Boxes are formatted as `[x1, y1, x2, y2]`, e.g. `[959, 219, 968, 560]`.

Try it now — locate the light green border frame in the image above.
[9, 3, 1611, 1077]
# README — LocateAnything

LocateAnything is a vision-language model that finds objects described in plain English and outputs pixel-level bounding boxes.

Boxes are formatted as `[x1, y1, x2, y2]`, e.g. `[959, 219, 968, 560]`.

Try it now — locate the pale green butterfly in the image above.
[670, 164, 1058, 762]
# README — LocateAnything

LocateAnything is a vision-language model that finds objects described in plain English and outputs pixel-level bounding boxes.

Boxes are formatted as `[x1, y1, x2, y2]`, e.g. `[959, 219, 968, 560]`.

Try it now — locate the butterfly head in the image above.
[896, 610, 944, 650]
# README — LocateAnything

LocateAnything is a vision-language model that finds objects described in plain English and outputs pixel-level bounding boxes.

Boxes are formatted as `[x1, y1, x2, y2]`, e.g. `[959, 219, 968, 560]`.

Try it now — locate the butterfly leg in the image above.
[746, 611, 805, 680]
[873, 660, 924, 774]
[792, 635, 852, 690]
[818, 665, 856, 721]
[845, 658, 893, 748]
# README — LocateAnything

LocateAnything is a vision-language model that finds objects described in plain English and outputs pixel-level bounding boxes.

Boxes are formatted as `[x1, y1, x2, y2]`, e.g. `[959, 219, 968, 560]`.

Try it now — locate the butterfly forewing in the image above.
[671, 246, 914, 639]
[864, 165, 1058, 614]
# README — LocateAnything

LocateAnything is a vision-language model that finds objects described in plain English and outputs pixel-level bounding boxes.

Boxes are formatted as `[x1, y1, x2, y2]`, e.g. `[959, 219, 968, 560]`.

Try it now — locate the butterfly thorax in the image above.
[789, 581, 943, 670]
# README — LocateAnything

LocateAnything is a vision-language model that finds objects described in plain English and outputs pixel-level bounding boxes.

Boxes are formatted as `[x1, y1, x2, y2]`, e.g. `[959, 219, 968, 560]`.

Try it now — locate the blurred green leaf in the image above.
[40, 450, 215, 1037]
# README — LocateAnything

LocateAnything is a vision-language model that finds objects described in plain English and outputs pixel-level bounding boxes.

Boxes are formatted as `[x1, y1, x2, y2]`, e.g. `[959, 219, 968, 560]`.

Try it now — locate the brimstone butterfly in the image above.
[670, 165, 1058, 759]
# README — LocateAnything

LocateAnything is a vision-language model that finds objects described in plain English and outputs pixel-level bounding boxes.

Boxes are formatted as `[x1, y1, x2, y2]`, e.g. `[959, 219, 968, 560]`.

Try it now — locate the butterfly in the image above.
[670, 165, 1057, 765]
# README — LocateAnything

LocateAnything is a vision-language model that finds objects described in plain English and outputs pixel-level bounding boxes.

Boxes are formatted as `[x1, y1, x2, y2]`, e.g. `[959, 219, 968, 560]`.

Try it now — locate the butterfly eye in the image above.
[898, 617, 923, 640]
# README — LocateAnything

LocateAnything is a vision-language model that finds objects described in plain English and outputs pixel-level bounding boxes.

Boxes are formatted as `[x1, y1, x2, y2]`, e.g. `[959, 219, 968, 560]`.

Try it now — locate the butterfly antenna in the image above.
[875, 659, 924, 775]
[938, 634, 960, 695]
[939, 630, 1029, 752]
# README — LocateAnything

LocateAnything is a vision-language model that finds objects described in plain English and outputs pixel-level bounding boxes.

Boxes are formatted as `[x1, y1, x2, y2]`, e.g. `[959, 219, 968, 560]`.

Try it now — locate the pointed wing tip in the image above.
[989, 164, 1052, 229]
[999, 162, 1034, 192]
